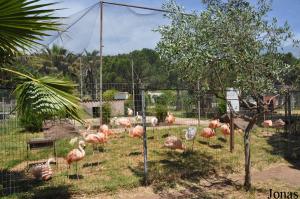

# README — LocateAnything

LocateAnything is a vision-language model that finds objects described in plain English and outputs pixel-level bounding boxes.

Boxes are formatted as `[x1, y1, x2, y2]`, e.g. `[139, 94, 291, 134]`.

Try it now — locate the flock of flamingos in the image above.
[30, 108, 286, 181]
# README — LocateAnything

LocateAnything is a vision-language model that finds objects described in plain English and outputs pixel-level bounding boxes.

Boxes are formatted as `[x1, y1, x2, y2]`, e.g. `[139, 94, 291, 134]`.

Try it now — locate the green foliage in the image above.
[19, 112, 43, 132]
[0, 0, 60, 65]
[154, 91, 175, 106]
[2, 68, 83, 131]
[155, 104, 168, 123]
[157, 0, 297, 108]
[217, 98, 227, 116]
[103, 89, 118, 101]
[102, 103, 111, 124]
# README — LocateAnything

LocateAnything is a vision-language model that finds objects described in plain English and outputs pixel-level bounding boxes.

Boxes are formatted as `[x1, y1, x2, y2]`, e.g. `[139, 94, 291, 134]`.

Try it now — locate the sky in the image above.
[40, 0, 300, 56]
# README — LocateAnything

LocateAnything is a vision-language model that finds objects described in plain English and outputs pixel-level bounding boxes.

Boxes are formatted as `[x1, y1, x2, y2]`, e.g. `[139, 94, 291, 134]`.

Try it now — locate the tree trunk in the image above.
[244, 115, 258, 191]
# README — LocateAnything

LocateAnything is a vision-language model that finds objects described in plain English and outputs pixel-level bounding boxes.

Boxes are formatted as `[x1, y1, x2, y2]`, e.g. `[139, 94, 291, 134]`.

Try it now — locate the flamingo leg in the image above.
[76, 162, 79, 180]
[192, 138, 195, 152]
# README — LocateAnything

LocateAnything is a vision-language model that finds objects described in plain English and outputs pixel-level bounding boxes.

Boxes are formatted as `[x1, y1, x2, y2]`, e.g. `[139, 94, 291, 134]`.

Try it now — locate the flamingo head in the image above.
[47, 158, 55, 165]
[79, 140, 86, 149]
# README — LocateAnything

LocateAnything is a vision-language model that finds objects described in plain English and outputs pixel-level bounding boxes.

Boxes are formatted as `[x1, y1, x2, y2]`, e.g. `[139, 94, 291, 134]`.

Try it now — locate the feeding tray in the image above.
[27, 138, 55, 150]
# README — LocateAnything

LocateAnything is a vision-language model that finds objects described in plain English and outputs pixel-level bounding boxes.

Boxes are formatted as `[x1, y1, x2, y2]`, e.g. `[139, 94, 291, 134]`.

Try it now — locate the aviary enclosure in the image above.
[1, 1, 300, 198]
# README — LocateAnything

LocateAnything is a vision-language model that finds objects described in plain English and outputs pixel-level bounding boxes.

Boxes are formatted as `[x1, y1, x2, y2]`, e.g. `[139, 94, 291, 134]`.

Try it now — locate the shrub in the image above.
[155, 104, 168, 123]
[103, 89, 118, 101]
[217, 98, 227, 116]
[19, 113, 43, 132]
[102, 103, 111, 124]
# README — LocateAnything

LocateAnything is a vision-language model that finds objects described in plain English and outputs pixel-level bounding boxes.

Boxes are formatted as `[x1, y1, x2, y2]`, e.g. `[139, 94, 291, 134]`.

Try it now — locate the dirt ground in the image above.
[73, 163, 300, 199]
[252, 163, 300, 185]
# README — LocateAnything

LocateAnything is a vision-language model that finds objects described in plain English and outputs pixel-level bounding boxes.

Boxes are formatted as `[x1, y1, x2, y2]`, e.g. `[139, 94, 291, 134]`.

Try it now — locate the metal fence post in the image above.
[197, 80, 201, 127]
[141, 84, 148, 185]
[230, 111, 234, 152]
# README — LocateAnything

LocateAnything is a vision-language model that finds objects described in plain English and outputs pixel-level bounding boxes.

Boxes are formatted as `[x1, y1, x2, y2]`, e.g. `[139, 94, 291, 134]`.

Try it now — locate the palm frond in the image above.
[1, 68, 83, 123]
[0, 0, 61, 64]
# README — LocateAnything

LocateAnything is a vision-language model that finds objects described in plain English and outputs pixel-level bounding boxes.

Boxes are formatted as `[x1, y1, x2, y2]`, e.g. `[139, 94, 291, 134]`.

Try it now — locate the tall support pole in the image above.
[99, 1, 104, 124]
[197, 80, 201, 127]
[131, 59, 135, 116]
[230, 111, 234, 152]
[80, 58, 82, 99]
[141, 84, 148, 185]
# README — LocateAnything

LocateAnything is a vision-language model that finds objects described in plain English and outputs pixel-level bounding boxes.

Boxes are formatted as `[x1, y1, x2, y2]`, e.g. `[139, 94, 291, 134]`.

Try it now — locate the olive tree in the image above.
[156, 0, 297, 190]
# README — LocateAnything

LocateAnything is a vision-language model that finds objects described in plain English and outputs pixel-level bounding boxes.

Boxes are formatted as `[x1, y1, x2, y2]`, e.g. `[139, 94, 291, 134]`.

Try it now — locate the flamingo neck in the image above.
[78, 145, 85, 154]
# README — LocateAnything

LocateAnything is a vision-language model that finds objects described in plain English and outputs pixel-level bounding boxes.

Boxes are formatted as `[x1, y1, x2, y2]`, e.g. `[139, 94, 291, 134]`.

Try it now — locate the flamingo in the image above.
[273, 119, 285, 133]
[151, 117, 158, 136]
[209, 119, 221, 129]
[164, 135, 185, 151]
[99, 124, 114, 137]
[184, 126, 197, 151]
[31, 158, 55, 181]
[201, 127, 215, 145]
[262, 120, 272, 128]
[135, 112, 142, 124]
[220, 123, 230, 138]
[129, 125, 144, 138]
[129, 125, 144, 154]
[165, 112, 175, 125]
[127, 108, 133, 116]
[66, 140, 86, 179]
[117, 118, 132, 132]
[262, 119, 273, 134]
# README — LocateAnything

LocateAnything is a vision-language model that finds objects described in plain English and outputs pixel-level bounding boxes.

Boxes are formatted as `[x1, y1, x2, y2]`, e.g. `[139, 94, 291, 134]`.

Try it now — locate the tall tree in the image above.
[156, 0, 297, 190]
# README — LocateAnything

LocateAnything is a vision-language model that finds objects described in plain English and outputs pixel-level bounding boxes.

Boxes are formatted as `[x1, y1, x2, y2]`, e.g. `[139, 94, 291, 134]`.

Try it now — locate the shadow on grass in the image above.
[129, 151, 142, 156]
[0, 170, 72, 198]
[129, 150, 237, 198]
[208, 144, 224, 149]
[267, 133, 300, 168]
[28, 185, 72, 199]
[82, 161, 104, 168]
[217, 137, 227, 143]
[68, 174, 84, 180]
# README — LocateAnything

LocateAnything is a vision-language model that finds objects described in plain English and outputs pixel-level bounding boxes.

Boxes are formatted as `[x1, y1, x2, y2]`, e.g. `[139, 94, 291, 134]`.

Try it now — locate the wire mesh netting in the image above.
[1, 1, 300, 197]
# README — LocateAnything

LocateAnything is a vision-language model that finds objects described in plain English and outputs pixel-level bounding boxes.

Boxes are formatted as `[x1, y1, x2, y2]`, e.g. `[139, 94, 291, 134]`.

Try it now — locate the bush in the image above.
[19, 113, 43, 132]
[103, 89, 118, 101]
[217, 98, 227, 116]
[102, 103, 111, 124]
[155, 104, 168, 123]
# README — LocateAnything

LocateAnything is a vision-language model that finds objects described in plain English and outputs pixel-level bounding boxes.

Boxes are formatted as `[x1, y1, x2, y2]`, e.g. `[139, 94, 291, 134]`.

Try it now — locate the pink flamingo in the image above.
[129, 125, 144, 154]
[273, 119, 285, 133]
[164, 135, 185, 151]
[66, 141, 86, 179]
[262, 120, 272, 128]
[201, 127, 215, 145]
[220, 123, 230, 138]
[209, 119, 221, 129]
[117, 118, 132, 132]
[99, 124, 114, 137]
[129, 125, 144, 138]
[165, 112, 175, 125]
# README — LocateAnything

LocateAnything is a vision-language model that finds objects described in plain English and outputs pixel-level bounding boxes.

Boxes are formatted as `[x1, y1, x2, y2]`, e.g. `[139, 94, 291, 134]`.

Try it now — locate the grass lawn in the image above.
[0, 119, 299, 198]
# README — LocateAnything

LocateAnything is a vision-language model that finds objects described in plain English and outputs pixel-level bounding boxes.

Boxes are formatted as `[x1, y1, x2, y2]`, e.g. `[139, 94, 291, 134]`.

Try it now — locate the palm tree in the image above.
[2, 68, 83, 131]
[83, 50, 99, 99]
[0, 0, 59, 65]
